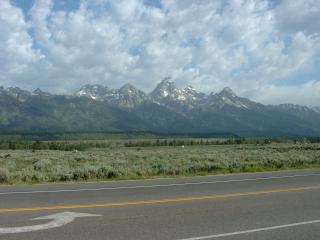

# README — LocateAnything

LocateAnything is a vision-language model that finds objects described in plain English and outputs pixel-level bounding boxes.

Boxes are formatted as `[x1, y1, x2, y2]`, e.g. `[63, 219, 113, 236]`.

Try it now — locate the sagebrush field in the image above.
[0, 136, 319, 184]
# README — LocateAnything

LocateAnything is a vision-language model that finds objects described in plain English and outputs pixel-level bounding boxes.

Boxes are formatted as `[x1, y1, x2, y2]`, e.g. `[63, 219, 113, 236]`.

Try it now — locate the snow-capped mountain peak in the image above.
[219, 87, 237, 98]
[151, 79, 198, 101]
[5, 87, 31, 102]
[207, 87, 252, 109]
[151, 77, 178, 99]
[75, 83, 148, 108]
[119, 83, 139, 94]
[149, 78, 208, 110]
[183, 86, 206, 101]
[116, 83, 148, 108]
[33, 88, 51, 96]
[75, 84, 108, 100]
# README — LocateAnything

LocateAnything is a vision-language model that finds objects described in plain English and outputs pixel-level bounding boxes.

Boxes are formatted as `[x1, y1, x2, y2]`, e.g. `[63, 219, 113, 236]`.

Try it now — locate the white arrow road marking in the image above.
[177, 219, 320, 240]
[0, 212, 102, 234]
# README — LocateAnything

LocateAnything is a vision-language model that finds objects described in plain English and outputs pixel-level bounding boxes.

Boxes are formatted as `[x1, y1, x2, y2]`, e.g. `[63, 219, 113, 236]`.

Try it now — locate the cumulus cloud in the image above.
[0, 0, 43, 86]
[0, 0, 320, 106]
[29, 0, 53, 44]
[251, 80, 320, 106]
[275, 0, 320, 35]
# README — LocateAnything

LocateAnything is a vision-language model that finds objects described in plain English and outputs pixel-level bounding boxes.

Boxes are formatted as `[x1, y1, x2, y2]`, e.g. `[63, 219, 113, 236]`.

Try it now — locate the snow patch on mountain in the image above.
[312, 106, 320, 113]
[75, 84, 109, 101]
[75, 83, 148, 108]
[75, 79, 262, 111]
[277, 104, 311, 112]
[5, 87, 31, 102]
[150, 78, 207, 109]
[206, 87, 254, 109]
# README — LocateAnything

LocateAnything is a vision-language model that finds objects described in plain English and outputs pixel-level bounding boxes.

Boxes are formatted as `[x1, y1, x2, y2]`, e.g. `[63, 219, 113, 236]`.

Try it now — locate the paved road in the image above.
[0, 169, 319, 239]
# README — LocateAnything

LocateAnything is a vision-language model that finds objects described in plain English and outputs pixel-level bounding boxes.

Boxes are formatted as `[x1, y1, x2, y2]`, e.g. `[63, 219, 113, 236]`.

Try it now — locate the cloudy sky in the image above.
[1, 0, 320, 106]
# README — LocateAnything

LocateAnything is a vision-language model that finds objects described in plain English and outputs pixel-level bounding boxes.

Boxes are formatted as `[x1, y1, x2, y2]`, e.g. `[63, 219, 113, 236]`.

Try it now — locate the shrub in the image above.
[51, 166, 72, 182]
[0, 168, 10, 183]
[33, 159, 51, 171]
[97, 166, 119, 179]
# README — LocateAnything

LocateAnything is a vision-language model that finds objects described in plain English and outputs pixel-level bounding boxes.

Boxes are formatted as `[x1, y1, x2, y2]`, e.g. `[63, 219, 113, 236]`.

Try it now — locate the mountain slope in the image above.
[0, 94, 148, 132]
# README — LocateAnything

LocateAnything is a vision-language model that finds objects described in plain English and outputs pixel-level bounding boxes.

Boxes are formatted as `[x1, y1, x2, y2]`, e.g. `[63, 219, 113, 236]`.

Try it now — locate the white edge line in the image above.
[177, 219, 320, 240]
[0, 173, 319, 195]
[1, 168, 317, 187]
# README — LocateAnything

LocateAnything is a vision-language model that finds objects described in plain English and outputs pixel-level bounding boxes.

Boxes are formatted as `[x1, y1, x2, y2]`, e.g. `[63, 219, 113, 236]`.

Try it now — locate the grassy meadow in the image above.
[0, 134, 319, 184]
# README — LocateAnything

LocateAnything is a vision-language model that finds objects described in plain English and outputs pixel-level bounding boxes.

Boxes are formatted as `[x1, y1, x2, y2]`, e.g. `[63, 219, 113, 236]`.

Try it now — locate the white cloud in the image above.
[251, 80, 320, 107]
[29, 0, 53, 44]
[275, 0, 320, 35]
[0, 0, 319, 106]
[0, 0, 42, 87]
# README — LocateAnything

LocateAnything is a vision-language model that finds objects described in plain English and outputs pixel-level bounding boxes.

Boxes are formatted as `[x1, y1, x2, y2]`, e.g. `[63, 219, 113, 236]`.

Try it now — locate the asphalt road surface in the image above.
[0, 169, 319, 239]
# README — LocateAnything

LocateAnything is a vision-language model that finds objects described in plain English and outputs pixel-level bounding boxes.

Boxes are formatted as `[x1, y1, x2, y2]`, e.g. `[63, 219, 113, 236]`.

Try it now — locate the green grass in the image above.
[0, 142, 320, 184]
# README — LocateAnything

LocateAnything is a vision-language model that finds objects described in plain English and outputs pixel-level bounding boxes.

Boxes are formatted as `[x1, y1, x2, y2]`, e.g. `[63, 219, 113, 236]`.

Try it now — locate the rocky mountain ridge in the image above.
[74, 78, 318, 114]
[0, 79, 319, 136]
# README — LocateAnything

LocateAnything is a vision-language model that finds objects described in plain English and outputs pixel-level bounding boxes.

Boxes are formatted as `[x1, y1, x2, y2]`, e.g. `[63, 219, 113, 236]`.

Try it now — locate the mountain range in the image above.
[1, 78, 320, 136]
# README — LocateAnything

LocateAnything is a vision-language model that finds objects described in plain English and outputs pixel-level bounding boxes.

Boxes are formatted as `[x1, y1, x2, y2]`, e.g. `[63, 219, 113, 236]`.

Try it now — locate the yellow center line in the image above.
[0, 185, 319, 213]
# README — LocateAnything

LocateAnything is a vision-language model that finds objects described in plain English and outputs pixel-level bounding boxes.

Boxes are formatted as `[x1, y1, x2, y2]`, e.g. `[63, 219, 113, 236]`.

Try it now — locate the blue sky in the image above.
[13, 0, 79, 12]
[1, 0, 320, 106]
